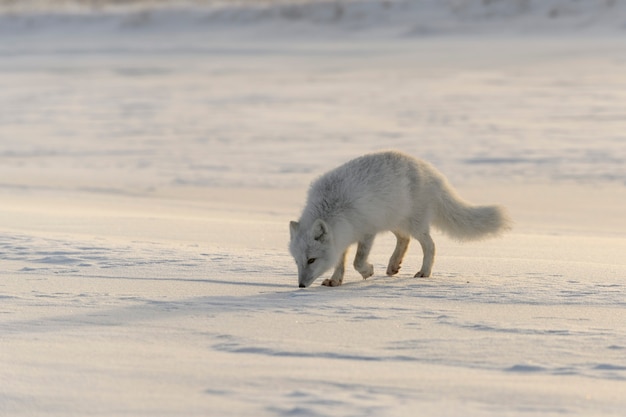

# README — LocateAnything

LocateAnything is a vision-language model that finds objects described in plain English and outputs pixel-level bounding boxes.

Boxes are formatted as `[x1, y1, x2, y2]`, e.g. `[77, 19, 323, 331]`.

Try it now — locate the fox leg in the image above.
[353, 234, 375, 279]
[386, 232, 410, 276]
[322, 249, 347, 287]
[414, 232, 435, 278]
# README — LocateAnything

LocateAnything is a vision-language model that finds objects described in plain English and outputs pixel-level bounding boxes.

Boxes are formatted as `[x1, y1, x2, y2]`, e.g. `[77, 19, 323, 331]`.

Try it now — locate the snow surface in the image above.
[2, 0, 626, 38]
[1, 1, 626, 416]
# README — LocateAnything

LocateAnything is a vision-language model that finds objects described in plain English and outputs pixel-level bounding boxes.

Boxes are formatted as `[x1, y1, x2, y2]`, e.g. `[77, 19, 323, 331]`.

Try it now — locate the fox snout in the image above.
[298, 274, 316, 288]
[298, 276, 312, 288]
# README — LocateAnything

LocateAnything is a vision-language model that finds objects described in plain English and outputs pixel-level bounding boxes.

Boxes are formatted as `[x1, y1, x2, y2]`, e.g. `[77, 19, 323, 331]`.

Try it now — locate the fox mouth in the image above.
[298, 276, 316, 288]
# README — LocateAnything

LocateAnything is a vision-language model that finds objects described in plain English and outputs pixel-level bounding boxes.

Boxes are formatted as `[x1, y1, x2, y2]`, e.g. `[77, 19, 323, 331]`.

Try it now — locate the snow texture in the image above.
[1, 1, 626, 416]
[1, 0, 626, 37]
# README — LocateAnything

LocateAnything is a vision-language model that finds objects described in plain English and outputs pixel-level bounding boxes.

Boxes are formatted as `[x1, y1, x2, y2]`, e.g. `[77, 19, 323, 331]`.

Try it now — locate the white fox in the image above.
[289, 151, 511, 288]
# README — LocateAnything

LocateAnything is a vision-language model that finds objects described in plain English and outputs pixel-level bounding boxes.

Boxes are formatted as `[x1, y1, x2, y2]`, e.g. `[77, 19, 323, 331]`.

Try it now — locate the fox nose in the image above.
[299, 283, 305, 288]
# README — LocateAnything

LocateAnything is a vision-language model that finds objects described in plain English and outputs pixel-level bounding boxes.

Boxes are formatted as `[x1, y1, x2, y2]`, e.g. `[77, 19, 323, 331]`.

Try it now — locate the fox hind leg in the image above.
[387, 231, 410, 276]
[414, 232, 435, 278]
[353, 234, 375, 279]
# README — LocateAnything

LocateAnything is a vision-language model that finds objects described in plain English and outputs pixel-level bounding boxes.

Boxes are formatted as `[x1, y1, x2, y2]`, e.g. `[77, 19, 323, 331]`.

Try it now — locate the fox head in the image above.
[289, 219, 338, 288]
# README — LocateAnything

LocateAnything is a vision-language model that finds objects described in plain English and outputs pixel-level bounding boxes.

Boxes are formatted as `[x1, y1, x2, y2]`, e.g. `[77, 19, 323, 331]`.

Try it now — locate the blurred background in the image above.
[1, 0, 624, 194]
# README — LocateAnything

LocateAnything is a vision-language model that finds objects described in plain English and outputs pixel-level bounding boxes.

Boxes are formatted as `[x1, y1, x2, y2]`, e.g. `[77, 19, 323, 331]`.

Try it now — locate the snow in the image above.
[1, 0, 626, 38]
[2, 189, 626, 416]
[1, 1, 626, 416]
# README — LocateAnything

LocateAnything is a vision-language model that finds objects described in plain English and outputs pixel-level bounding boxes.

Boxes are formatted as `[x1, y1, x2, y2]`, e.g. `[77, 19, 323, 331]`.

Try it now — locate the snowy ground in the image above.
[1, 1, 626, 416]
[2, 185, 625, 416]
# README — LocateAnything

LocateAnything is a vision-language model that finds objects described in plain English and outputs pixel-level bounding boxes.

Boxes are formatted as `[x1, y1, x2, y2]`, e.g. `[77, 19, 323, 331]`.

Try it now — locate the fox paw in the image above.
[386, 264, 400, 276]
[358, 263, 374, 279]
[322, 278, 342, 287]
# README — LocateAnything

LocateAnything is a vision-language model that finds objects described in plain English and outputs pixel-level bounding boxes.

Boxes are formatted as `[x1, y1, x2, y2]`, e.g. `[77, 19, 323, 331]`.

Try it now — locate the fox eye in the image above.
[307, 258, 316, 265]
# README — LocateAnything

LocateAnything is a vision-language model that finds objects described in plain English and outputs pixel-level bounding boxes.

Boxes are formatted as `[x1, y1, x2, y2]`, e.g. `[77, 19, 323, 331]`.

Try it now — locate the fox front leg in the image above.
[322, 250, 347, 287]
[354, 234, 375, 279]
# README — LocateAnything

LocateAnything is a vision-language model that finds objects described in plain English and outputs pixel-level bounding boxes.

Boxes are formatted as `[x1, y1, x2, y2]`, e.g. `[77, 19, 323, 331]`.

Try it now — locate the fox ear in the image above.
[311, 219, 329, 242]
[289, 221, 299, 239]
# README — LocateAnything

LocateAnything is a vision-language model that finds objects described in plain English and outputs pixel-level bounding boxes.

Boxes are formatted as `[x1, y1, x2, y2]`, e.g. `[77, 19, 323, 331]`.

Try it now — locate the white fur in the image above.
[289, 151, 512, 288]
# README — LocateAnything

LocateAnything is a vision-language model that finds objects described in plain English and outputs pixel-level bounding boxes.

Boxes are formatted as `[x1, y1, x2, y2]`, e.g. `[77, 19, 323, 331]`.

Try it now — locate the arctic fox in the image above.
[289, 151, 511, 288]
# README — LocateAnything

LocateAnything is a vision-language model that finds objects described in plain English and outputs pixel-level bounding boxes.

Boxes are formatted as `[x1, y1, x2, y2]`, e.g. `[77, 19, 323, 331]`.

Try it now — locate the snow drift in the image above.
[1, 0, 625, 37]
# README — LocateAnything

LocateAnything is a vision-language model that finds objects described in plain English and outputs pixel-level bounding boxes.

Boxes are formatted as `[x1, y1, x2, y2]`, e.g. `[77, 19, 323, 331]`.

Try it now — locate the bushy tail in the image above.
[432, 182, 512, 241]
